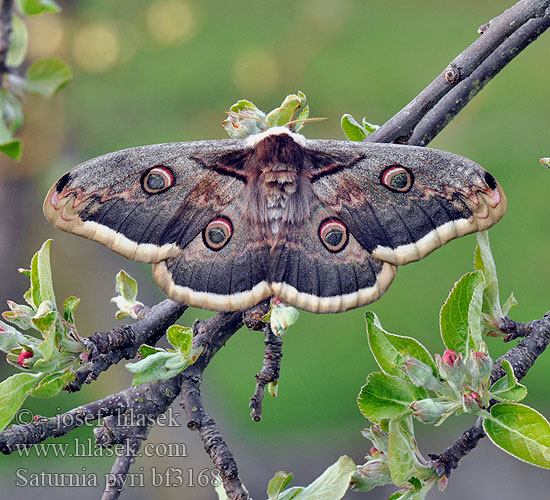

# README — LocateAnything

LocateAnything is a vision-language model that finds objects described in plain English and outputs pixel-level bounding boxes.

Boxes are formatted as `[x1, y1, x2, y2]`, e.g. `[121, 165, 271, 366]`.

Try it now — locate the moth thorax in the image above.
[262, 166, 298, 236]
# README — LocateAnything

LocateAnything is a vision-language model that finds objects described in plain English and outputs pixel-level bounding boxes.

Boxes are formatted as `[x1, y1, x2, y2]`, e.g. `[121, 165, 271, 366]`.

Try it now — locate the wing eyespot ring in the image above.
[319, 218, 348, 253]
[141, 166, 175, 194]
[380, 165, 414, 193]
[203, 217, 233, 251]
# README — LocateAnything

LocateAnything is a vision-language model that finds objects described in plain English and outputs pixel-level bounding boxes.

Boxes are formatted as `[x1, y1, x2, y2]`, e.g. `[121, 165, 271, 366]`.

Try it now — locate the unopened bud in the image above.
[403, 357, 446, 392]
[410, 398, 457, 424]
[269, 303, 299, 336]
[463, 391, 481, 412]
[466, 351, 493, 386]
[369, 446, 383, 458]
[17, 349, 33, 368]
[436, 350, 464, 387]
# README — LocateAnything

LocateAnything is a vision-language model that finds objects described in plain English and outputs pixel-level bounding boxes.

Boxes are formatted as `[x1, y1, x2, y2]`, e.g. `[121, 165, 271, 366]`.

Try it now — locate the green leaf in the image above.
[388, 418, 417, 485]
[63, 296, 80, 324]
[35, 310, 58, 360]
[440, 271, 485, 353]
[293, 105, 309, 133]
[265, 92, 307, 128]
[222, 99, 266, 138]
[126, 351, 187, 386]
[30, 240, 56, 308]
[341, 114, 367, 142]
[361, 118, 380, 134]
[139, 344, 165, 358]
[115, 270, 138, 302]
[0, 320, 27, 352]
[489, 360, 527, 403]
[483, 404, 550, 468]
[6, 14, 28, 67]
[358, 372, 428, 422]
[0, 372, 42, 431]
[17, 0, 61, 16]
[268, 471, 293, 500]
[0, 117, 22, 160]
[166, 325, 193, 355]
[502, 293, 518, 317]
[350, 460, 392, 492]
[29, 369, 75, 398]
[366, 311, 436, 380]
[22, 58, 72, 98]
[291, 456, 356, 500]
[278, 487, 303, 500]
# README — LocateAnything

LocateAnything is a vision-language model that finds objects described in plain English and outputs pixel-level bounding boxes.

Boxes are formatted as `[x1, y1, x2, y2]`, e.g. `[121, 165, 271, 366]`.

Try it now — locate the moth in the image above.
[44, 126, 506, 313]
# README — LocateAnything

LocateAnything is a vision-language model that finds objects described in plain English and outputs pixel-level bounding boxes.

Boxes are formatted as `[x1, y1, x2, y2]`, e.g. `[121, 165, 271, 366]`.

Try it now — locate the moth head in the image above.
[141, 166, 175, 194]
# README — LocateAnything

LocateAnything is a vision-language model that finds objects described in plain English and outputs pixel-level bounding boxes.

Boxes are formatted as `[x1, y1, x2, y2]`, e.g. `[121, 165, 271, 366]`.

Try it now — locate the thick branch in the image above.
[409, 5, 550, 146]
[366, 0, 550, 144]
[0, 374, 182, 454]
[67, 299, 187, 392]
[429, 312, 550, 476]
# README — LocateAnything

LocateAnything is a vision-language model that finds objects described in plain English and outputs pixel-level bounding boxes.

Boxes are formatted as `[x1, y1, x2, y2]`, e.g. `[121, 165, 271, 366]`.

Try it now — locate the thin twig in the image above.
[250, 323, 283, 422]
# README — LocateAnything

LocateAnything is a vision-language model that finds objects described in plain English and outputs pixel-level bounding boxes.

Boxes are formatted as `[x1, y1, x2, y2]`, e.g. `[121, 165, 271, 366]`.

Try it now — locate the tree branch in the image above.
[366, 0, 550, 144]
[249, 323, 283, 422]
[66, 299, 187, 392]
[0, 0, 14, 75]
[429, 312, 550, 476]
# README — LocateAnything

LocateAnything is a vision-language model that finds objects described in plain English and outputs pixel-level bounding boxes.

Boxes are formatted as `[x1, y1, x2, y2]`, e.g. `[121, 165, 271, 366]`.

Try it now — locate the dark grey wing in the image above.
[305, 140, 506, 266]
[269, 196, 397, 313]
[44, 140, 251, 263]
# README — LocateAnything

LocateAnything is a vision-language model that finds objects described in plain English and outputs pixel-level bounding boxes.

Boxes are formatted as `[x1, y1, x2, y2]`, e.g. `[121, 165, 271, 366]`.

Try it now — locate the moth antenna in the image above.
[226, 111, 270, 128]
[284, 117, 328, 128]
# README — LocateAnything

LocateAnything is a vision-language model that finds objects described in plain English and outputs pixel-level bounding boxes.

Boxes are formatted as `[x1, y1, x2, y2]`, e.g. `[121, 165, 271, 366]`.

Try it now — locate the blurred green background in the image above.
[0, 0, 549, 498]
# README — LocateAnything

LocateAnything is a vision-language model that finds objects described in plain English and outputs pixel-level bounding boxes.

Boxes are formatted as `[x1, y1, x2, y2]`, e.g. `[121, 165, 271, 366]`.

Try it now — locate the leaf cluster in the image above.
[353, 232, 550, 499]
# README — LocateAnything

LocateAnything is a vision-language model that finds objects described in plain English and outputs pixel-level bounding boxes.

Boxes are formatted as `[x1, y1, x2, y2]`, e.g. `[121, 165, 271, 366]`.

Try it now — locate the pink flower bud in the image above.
[442, 349, 458, 367]
[17, 350, 33, 367]
[463, 392, 481, 411]
[369, 446, 383, 458]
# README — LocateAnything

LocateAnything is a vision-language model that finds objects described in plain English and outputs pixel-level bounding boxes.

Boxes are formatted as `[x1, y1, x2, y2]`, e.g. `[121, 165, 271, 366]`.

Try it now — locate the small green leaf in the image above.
[222, 99, 266, 138]
[440, 271, 485, 353]
[268, 471, 293, 500]
[483, 404, 550, 468]
[166, 325, 193, 355]
[489, 360, 527, 403]
[126, 351, 187, 385]
[366, 311, 436, 380]
[265, 92, 307, 128]
[502, 292, 518, 317]
[0, 372, 42, 431]
[35, 310, 59, 360]
[30, 240, 56, 308]
[293, 105, 309, 133]
[17, 0, 61, 16]
[29, 369, 75, 398]
[290, 456, 356, 500]
[341, 114, 367, 142]
[351, 459, 392, 492]
[358, 372, 428, 422]
[139, 344, 165, 358]
[0, 320, 27, 352]
[115, 270, 138, 302]
[388, 418, 417, 485]
[63, 296, 80, 324]
[0, 117, 22, 160]
[22, 58, 72, 98]
[6, 14, 28, 67]
[361, 118, 380, 135]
